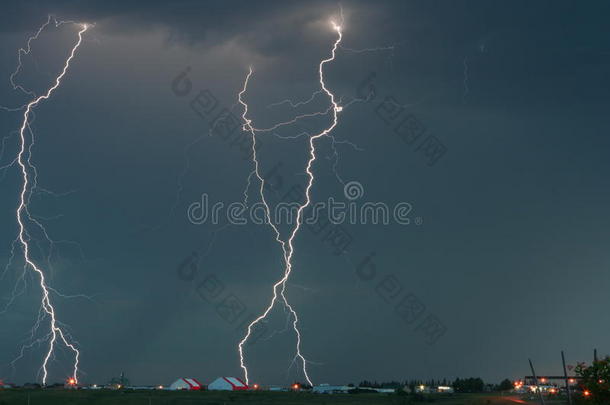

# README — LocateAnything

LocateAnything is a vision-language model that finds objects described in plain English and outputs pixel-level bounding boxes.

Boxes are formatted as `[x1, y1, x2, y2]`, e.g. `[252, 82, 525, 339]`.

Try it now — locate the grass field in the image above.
[0, 390, 544, 405]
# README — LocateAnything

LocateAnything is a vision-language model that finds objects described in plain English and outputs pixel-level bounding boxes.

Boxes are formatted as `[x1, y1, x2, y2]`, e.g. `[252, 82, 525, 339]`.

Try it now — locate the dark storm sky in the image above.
[1, 0, 609, 386]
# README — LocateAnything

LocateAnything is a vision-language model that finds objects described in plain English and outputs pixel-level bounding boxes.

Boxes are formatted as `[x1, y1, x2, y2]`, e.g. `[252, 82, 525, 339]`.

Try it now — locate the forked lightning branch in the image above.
[1, 17, 90, 385]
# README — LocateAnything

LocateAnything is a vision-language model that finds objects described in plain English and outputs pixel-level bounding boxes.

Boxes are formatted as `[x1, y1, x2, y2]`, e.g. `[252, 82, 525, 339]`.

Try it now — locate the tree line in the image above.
[354, 377, 513, 392]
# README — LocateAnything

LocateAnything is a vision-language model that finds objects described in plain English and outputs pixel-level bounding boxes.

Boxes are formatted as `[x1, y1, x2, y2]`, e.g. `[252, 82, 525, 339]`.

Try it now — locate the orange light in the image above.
[253, 384, 259, 390]
[540, 378, 546, 383]
[569, 379, 575, 384]
[292, 384, 299, 390]
[68, 378, 76, 385]
[584, 390, 591, 397]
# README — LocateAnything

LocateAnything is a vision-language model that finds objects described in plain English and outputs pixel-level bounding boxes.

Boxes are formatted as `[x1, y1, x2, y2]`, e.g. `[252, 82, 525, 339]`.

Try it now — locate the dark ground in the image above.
[0, 391, 548, 405]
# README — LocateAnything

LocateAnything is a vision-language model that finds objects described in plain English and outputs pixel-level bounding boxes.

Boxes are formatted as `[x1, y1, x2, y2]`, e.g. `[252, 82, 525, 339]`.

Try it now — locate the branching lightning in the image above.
[236, 19, 345, 386]
[1, 18, 90, 385]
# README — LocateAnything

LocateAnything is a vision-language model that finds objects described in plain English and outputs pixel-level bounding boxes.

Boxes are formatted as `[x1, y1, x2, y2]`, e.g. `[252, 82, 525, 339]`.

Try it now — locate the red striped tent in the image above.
[207, 377, 248, 391]
[169, 377, 203, 391]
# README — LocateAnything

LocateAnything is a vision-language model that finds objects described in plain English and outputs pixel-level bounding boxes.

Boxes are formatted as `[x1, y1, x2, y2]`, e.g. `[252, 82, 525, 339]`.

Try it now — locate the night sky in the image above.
[1, 0, 609, 386]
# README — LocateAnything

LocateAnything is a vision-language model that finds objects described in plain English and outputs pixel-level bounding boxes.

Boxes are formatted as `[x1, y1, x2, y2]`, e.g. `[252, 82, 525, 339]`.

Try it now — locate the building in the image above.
[312, 384, 352, 394]
[356, 386, 396, 394]
[207, 377, 248, 391]
[108, 372, 130, 389]
[415, 384, 433, 393]
[0, 380, 15, 389]
[168, 378, 203, 391]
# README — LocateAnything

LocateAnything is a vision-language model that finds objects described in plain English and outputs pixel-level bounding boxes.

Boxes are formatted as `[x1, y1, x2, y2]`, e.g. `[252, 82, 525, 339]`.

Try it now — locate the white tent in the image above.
[207, 377, 248, 391]
[169, 378, 203, 391]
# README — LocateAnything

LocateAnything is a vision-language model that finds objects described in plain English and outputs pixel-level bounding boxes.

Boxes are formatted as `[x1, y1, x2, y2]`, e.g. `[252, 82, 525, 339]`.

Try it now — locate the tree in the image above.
[575, 357, 610, 404]
[453, 377, 485, 393]
[498, 379, 513, 391]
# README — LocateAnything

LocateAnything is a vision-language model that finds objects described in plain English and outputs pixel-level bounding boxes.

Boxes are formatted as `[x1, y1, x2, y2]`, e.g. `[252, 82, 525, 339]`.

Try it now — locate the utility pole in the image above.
[562, 351, 572, 405]
[529, 358, 545, 405]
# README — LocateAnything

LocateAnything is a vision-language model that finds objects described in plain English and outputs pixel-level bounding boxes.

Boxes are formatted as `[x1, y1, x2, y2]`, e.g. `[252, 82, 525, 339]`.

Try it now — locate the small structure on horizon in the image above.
[0, 380, 15, 389]
[312, 384, 352, 394]
[108, 372, 130, 389]
[415, 384, 433, 393]
[64, 378, 78, 389]
[169, 378, 204, 391]
[207, 377, 248, 391]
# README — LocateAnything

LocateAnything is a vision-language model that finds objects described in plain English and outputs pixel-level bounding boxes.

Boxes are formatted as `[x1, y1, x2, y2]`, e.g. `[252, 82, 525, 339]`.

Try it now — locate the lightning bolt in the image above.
[236, 19, 344, 386]
[11, 16, 76, 97]
[1, 18, 90, 385]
